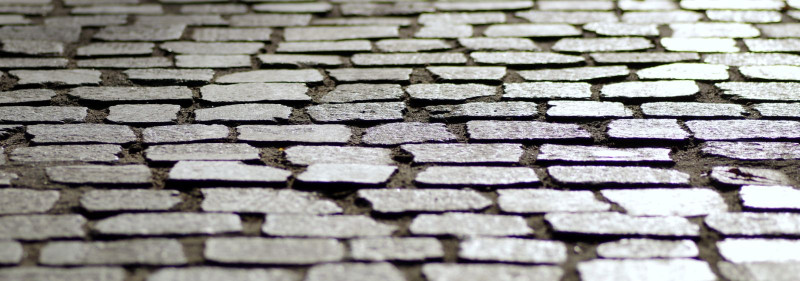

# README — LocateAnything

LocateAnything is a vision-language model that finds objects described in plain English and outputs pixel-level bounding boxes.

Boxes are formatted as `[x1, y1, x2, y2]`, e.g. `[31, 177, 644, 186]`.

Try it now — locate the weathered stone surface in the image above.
[642, 102, 746, 117]
[194, 104, 292, 123]
[718, 82, 800, 101]
[0, 188, 59, 215]
[192, 27, 273, 42]
[759, 23, 800, 38]
[410, 213, 532, 237]
[553, 38, 654, 52]
[175, 55, 249, 68]
[0, 106, 86, 123]
[352, 53, 467, 66]
[681, 0, 784, 10]
[577, 259, 715, 281]
[0, 89, 55, 104]
[161, 42, 263, 55]
[428, 101, 538, 119]
[427, 66, 506, 81]
[515, 11, 617, 24]
[70, 86, 192, 103]
[40, 239, 187, 265]
[350, 237, 443, 261]
[740, 65, 800, 81]
[415, 24, 472, 38]
[745, 38, 800, 52]
[12, 69, 102, 85]
[94, 24, 185, 41]
[704, 53, 800, 66]
[321, 84, 403, 103]
[538, 144, 671, 162]
[145, 143, 259, 162]
[671, 23, 759, 38]
[546, 212, 700, 236]
[498, 189, 610, 213]
[1, 40, 63, 55]
[169, 161, 291, 183]
[148, 268, 298, 281]
[237, 125, 351, 144]
[597, 239, 699, 259]
[460, 238, 567, 264]
[484, 23, 581, 37]
[549, 166, 690, 185]
[230, 14, 311, 27]
[72, 4, 163, 14]
[754, 103, 800, 117]
[10, 144, 120, 163]
[591, 52, 700, 64]
[312, 17, 412, 26]
[608, 119, 689, 141]
[363, 122, 456, 145]
[107, 104, 179, 124]
[305, 263, 405, 281]
[0, 267, 125, 281]
[285, 146, 393, 165]
[216, 69, 323, 83]
[416, 166, 539, 186]
[637, 63, 729, 80]
[519, 66, 629, 81]
[0, 241, 22, 264]
[718, 262, 800, 281]
[375, 39, 449, 52]
[202, 188, 341, 214]
[740, 185, 800, 210]
[94, 213, 241, 236]
[661, 38, 739, 53]
[0, 171, 17, 186]
[296, 164, 396, 184]
[81, 190, 181, 212]
[420, 12, 505, 25]
[467, 120, 592, 141]
[458, 37, 539, 51]
[471, 51, 584, 65]
[263, 215, 396, 238]
[0, 215, 86, 240]
[407, 83, 495, 101]
[0, 58, 67, 68]
[706, 212, 800, 236]
[205, 238, 344, 264]
[143, 124, 229, 144]
[307, 102, 405, 123]
[718, 239, 800, 262]
[328, 68, 412, 82]
[687, 120, 800, 140]
[602, 188, 727, 216]
[259, 54, 342, 67]
[0, 26, 80, 42]
[711, 166, 793, 186]
[434, 1, 534, 11]
[46, 165, 151, 185]
[180, 4, 248, 14]
[402, 143, 522, 163]
[77, 57, 172, 68]
[702, 142, 800, 160]
[584, 22, 659, 36]
[601, 80, 699, 99]
[358, 188, 491, 213]
[44, 15, 127, 26]
[125, 69, 214, 83]
[547, 101, 633, 118]
[277, 40, 372, 53]
[423, 264, 563, 281]
[504, 82, 592, 99]
[201, 83, 309, 103]
[538, 0, 613, 10]
[622, 11, 703, 23]
[284, 26, 398, 41]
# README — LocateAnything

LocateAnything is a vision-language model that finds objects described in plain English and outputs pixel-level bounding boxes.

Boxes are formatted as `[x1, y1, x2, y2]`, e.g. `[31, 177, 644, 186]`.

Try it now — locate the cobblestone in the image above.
[410, 213, 532, 237]
[608, 119, 690, 140]
[754, 103, 800, 117]
[601, 188, 727, 216]
[328, 68, 412, 82]
[717, 82, 800, 101]
[661, 38, 739, 53]
[375, 39, 449, 52]
[701, 142, 800, 160]
[597, 239, 699, 259]
[148, 268, 298, 281]
[498, 189, 610, 213]
[296, 164, 397, 184]
[706, 212, 800, 236]
[124, 69, 214, 83]
[0, 215, 86, 240]
[0, 188, 59, 214]
[718, 239, 800, 262]
[641, 102, 746, 118]
[205, 238, 344, 264]
[320, 84, 403, 103]
[519, 66, 629, 81]
[0, 241, 22, 264]
[740, 185, 800, 210]
[601, 81, 699, 99]
[0, 267, 125, 281]
[12, 69, 101, 85]
[460, 238, 566, 264]
[81, 190, 182, 212]
[636, 63, 729, 80]
[305, 263, 405, 281]
[423, 264, 562, 281]
[306, 102, 405, 123]
[363, 122, 456, 145]
[200, 83, 309, 103]
[591, 52, 701, 64]
[0, 89, 55, 104]
[194, 104, 292, 123]
[259, 54, 343, 67]
[143, 124, 229, 144]
[237, 125, 352, 144]
[168, 161, 291, 183]
[145, 143, 260, 162]
[216, 69, 324, 83]
[416, 166, 539, 185]
[10, 144, 120, 163]
[94, 213, 241, 236]
[538, 144, 671, 162]
[546, 212, 700, 236]
[429, 101, 538, 119]
[471, 51, 585, 65]
[577, 259, 715, 281]
[46, 165, 151, 185]
[484, 24, 581, 37]
[549, 166, 690, 185]
[358, 188, 491, 213]
[40, 239, 187, 265]
[468, 120, 591, 141]
[686, 120, 800, 140]
[718, 262, 800, 281]
[350, 237, 444, 261]
[402, 143, 522, 163]
[710, 166, 793, 186]
[263, 215, 397, 238]
[201, 188, 341, 214]
[547, 101, 633, 118]
[107, 104, 179, 124]
[285, 146, 392, 165]
[458, 37, 539, 51]
[70, 86, 192, 103]
[740, 65, 800, 81]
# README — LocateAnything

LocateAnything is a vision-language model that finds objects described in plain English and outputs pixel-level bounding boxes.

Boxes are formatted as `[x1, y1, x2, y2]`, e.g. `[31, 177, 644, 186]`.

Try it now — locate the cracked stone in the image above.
[285, 146, 393, 165]
[358, 188, 492, 213]
[402, 143, 523, 163]
[0, 215, 86, 240]
[498, 189, 611, 213]
[145, 143, 260, 162]
[546, 212, 700, 236]
[578, 259, 715, 281]
[407, 83, 495, 101]
[296, 164, 396, 185]
[416, 166, 539, 186]
[460, 238, 567, 264]
[237, 125, 351, 144]
[0, 188, 59, 215]
[94, 213, 241, 236]
[201, 188, 341, 214]
[423, 264, 563, 281]
[702, 142, 800, 160]
[143, 124, 229, 144]
[169, 161, 291, 183]
[601, 188, 727, 216]
[740, 185, 800, 210]
[519, 66, 630, 81]
[10, 144, 120, 163]
[467, 120, 592, 141]
[710, 166, 793, 186]
[200, 83, 309, 103]
[601, 80, 699, 99]
[471, 51, 584, 65]
[307, 102, 405, 123]
[504, 82, 592, 99]
[40, 239, 187, 265]
[350, 237, 444, 261]
[205, 238, 344, 264]
[410, 213, 532, 237]
[538, 144, 672, 162]
[597, 239, 699, 259]
[263, 215, 397, 238]
[46, 165, 151, 185]
[547, 101, 633, 118]
[686, 120, 800, 140]
[107, 104, 180, 124]
[363, 122, 456, 145]
[549, 166, 690, 185]
[321, 84, 403, 103]
[81, 190, 182, 212]
[194, 104, 292, 123]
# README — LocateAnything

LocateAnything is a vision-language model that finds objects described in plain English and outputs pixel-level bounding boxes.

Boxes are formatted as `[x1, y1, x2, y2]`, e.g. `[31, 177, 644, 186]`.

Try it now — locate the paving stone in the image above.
[285, 146, 393, 165]
[263, 215, 396, 238]
[0, 267, 125, 281]
[0, 240, 21, 264]
[352, 53, 467, 66]
[350, 237, 443, 261]
[515, 11, 617, 24]
[671, 23, 759, 38]
[641, 102, 746, 118]
[259, 54, 342, 67]
[0, 106, 86, 123]
[426, 66, 506, 81]
[718, 239, 800, 262]
[250, 2, 330, 13]
[423, 264, 563, 281]
[622, 11, 703, 23]
[549, 166, 691, 185]
[498, 189, 610, 213]
[706, 10, 781, 23]
[637, 63, 729, 80]
[296, 164, 397, 184]
[547, 101, 633, 118]
[149, 267, 298, 281]
[180, 4, 248, 14]
[0, 58, 68, 68]
[94, 213, 241, 236]
[410, 213, 532, 237]
[0, 89, 55, 104]
[176, 55, 249, 68]
[0, 188, 59, 215]
[194, 104, 292, 123]
[134, 15, 227, 26]
[419, 12, 504, 25]
[602, 188, 727, 216]
[415, 24, 473, 38]
[458, 37, 539, 51]
[46, 165, 151, 185]
[230, 14, 311, 27]
[745, 39, 800, 52]
[538, 144, 671, 163]
[682, 0, 784, 10]
[686, 120, 800, 140]
[0, 171, 17, 186]
[206, 237, 344, 264]
[305, 263, 404, 281]
[307, 102, 404, 123]
[362, 122, 456, 145]
[471, 51, 585, 65]
[192, 27, 273, 42]
[145, 143, 260, 162]
[583, 22, 659, 36]
[706, 212, 800, 236]
[718, 262, 800, 281]
[44, 15, 128, 26]
[553, 38, 654, 52]
[578, 259, 715, 281]
[125, 69, 214, 83]
[201, 188, 341, 214]
[12, 69, 101, 85]
[161, 42, 263, 55]
[546, 212, 700, 236]
[341, 2, 434, 16]
[284, 26, 397, 41]
[519, 66, 629, 81]
[77, 42, 154, 56]
[107, 104, 179, 124]
[467, 120, 592, 141]
[402, 143, 522, 163]
[143, 124, 229, 144]
[407, 83, 495, 101]
[0, 26, 80, 42]
[1, 39, 63, 55]
[741, 185, 800, 210]
[40, 239, 186, 265]
[702, 142, 800, 160]
[10, 144, 120, 163]
[313, 17, 412, 26]
[428, 101, 538, 119]
[540, 0, 614, 10]
[375, 39, 449, 52]
[77, 57, 172, 68]
[216, 69, 323, 83]
[94, 24, 185, 41]
[755, 103, 800, 117]
[201, 83, 309, 103]
[601, 80, 699, 99]
[591, 52, 700, 64]
[597, 239, 699, 259]
[328, 68, 412, 82]
[710, 166, 793, 186]
[503, 82, 592, 99]
[237, 125, 351, 144]
[29, 124, 137, 144]
[608, 119, 688, 140]
[740, 65, 800, 81]
[705, 53, 800, 66]
[321, 84, 403, 103]
[70, 86, 192, 103]
[0, 14, 30, 25]
[358, 188, 491, 213]
[484, 23, 581, 37]
[277, 40, 372, 53]
[416, 166, 539, 186]
[81, 190, 181, 212]
[718, 82, 800, 101]
[661, 38, 739, 53]
[168, 161, 291, 183]
[460, 238, 566, 264]
[0, 215, 86, 240]
[71, 4, 162, 14]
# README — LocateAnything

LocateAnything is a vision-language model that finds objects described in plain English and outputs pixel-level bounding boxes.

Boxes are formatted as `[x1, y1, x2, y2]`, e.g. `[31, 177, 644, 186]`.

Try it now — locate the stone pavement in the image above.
[0, 0, 799, 280]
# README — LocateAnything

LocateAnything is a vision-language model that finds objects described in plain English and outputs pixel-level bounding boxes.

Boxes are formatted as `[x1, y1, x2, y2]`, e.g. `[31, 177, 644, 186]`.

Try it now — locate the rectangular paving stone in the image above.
[538, 0, 613, 10]
[125, 69, 214, 84]
[515, 11, 617, 24]
[296, 164, 396, 185]
[285, 146, 393, 165]
[94, 24, 185, 41]
[259, 54, 342, 67]
[0, 58, 68, 68]
[12, 69, 101, 85]
[201, 188, 341, 214]
[601, 80, 699, 99]
[145, 143, 260, 162]
[519, 66, 629, 81]
[263, 215, 396, 238]
[687, 120, 800, 140]
[0, 26, 80, 42]
[134, 15, 227, 26]
[740, 65, 800, 81]
[321, 84, 403, 103]
[81, 189, 182, 212]
[428, 101, 538, 119]
[410, 213, 532, 237]
[484, 23, 580, 37]
[143, 124, 229, 144]
[358, 188, 491, 213]
[498, 189, 610, 213]
[702, 142, 800, 160]
[77, 43, 154, 56]
[718, 262, 800, 281]
[416, 166, 538, 186]
[350, 237, 443, 261]
[341, 3, 434, 16]
[77, 57, 172, 68]
[434, 0, 533, 11]
[471, 51, 584, 65]
[578, 259, 715, 281]
[176, 55, 249, 68]
[306, 102, 405, 123]
[642, 102, 746, 117]
[205, 237, 344, 264]
[28, 124, 136, 144]
[745, 38, 800, 52]
[711, 166, 792, 186]
[419, 12, 505, 25]
[703, 53, 800, 66]
[306, 263, 405, 281]
[0, 240, 22, 264]
[427, 66, 506, 81]
[0, 89, 56, 104]
[0, 106, 86, 123]
[148, 268, 298, 281]
[608, 119, 690, 141]
[718, 82, 800, 101]
[328, 68, 412, 82]
[504, 82, 592, 99]
[107, 104, 179, 124]
[40, 239, 186, 265]
[546, 212, 700, 237]
[637, 63, 729, 80]
[237, 125, 351, 143]
[597, 239, 699, 259]
[547, 100, 633, 118]
[253, 2, 332, 13]
[740, 185, 800, 210]
[755, 103, 800, 117]
[402, 143, 522, 163]
[0, 268, 125, 281]
[408, 83, 494, 101]
[216, 69, 323, 83]
[584, 22, 659, 36]
[591, 52, 700, 64]
[0, 214, 86, 240]
[622, 11, 703, 23]
[549, 166, 690, 185]
[201, 83, 309, 103]
[46, 165, 152, 185]
[602, 188, 727, 216]
[180, 4, 248, 14]
[681, 0, 784, 10]
[0, 14, 28, 25]
[284, 26, 398, 41]
[69, 86, 193, 103]
[169, 161, 291, 183]
[706, 212, 800, 236]
[718, 239, 800, 263]
[460, 238, 567, 264]
[229, 14, 311, 27]
[352, 53, 467, 66]
[362, 122, 457, 145]
[671, 22, 759, 38]
[661, 37, 740, 52]
[424, 264, 562, 281]
[277, 40, 372, 53]
[10, 144, 120, 163]
[71, 4, 163, 14]
[161, 42, 263, 55]
[192, 27, 273, 42]
[538, 144, 672, 163]
[467, 120, 592, 141]
[458, 37, 539, 51]
[94, 213, 241, 236]
[194, 104, 292, 123]
[553, 38, 654, 52]
[44, 15, 128, 26]
[0, 188, 59, 215]
[376, 39, 449, 52]
[312, 17, 412, 26]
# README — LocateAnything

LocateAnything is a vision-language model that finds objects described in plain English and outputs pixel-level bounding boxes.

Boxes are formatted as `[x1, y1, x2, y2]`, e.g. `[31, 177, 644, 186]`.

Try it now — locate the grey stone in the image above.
[1, 40, 63, 55]
[125, 69, 214, 83]
[328, 68, 412, 82]
[671, 23, 759, 38]
[277, 40, 372, 53]
[0, 89, 55, 104]
[706, 212, 800, 236]
[484, 23, 580, 37]
[259, 54, 342, 67]
[609, 119, 688, 141]
[72, 4, 162, 14]
[429, 101, 538, 119]
[143, 124, 229, 144]
[312, 17, 412, 26]
[237, 125, 351, 143]
[285, 146, 393, 165]
[416, 166, 538, 186]
[553, 38, 654, 52]
[740, 185, 800, 210]
[180, 4, 248, 14]
[538, 144, 671, 162]
[591, 52, 701, 64]
[229, 14, 311, 27]
[375, 39, 449, 52]
[578, 259, 715, 281]
[740, 65, 800, 81]
[427, 66, 506, 81]
[498, 189, 610, 213]
[637, 63, 729, 80]
[10, 144, 120, 163]
[755, 103, 800, 117]
[0, 26, 80, 42]
[467, 120, 592, 141]
[77, 43, 154, 56]
[584, 22, 659, 36]
[340, 2, 434, 16]
[642, 102, 746, 118]
[148, 267, 298, 281]
[410, 213, 532, 237]
[0, 188, 59, 215]
[216, 69, 323, 83]
[201, 188, 341, 214]
[296, 164, 397, 184]
[718, 239, 800, 263]
[81, 190, 181, 212]
[145, 143, 260, 162]
[284, 26, 397, 41]
[362, 122, 456, 145]
[458, 37, 539, 51]
[515, 11, 617, 24]
[718, 82, 800, 101]
[201, 83, 309, 103]
[29, 124, 136, 144]
[704, 53, 800, 66]
[0, 14, 29, 25]
[702, 142, 800, 160]
[597, 239, 699, 259]
[205, 238, 344, 264]
[44, 15, 128, 26]
[549, 166, 690, 185]
[305, 263, 405, 281]
[359, 188, 491, 213]
[622, 11, 703, 23]
[0, 215, 86, 240]
[419, 12, 505, 25]
[194, 104, 292, 123]
[402, 143, 522, 163]
[263, 215, 396, 238]
[306, 102, 405, 123]
[415, 24, 473, 38]
[718, 262, 800, 281]
[520, 66, 629, 81]
[134, 15, 227, 26]
[661, 37, 739, 52]
[745, 38, 800, 52]
[192, 27, 273, 42]
[168, 161, 291, 183]
[686, 120, 800, 140]
[0, 171, 17, 186]
[602, 188, 727, 216]
[547, 101, 633, 118]
[460, 238, 567, 264]
[94, 24, 185, 41]
[70, 86, 192, 103]
[601, 80, 699, 99]
[538, 0, 613, 10]
[0, 240, 22, 264]
[407, 83, 495, 101]
[321, 84, 403, 103]
[0, 267, 125, 281]
[94, 213, 241, 236]
[12, 69, 101, 85]
[352, 53, 467, 66]
[175, 55, 249, 68]
[107, 104, 179, 124]
[0, 58, 67, 68]
[46, 165, 151, 185]
[423, 264, 562, 281]
[350, 237, 443, 261]
[504, 82, 592, 99]
[0, 106, 86, 123]
[40, 239, 186, 265]
[681, 0, 784, 10]
[434, 0, 534, 11]
[471, 51, 584, 65]
[710, 166, 793, 186]
[161, 42, 263, 55]
[546, 212, 700, 236]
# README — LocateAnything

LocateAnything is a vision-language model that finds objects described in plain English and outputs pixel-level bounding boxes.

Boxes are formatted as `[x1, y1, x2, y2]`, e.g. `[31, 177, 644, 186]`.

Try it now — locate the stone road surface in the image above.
[0, 0, 799, 280]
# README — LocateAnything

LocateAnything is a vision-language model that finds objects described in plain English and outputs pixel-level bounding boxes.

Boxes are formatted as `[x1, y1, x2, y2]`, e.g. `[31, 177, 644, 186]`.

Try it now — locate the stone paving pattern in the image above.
[0, 0, 799, 281]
